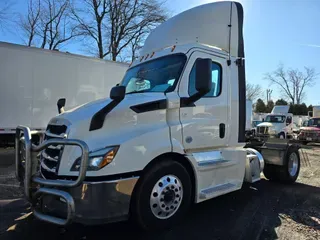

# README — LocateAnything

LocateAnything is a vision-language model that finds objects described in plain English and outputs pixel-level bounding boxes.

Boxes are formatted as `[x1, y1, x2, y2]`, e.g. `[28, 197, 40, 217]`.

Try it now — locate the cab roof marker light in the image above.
[171, 45, 176, 52]
[150, 52, 155, 58]
[144, 54, 149, 60]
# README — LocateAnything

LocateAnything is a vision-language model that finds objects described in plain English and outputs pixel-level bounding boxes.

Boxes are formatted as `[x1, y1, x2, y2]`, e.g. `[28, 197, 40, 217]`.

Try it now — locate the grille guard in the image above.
[15, 125, 89, 225]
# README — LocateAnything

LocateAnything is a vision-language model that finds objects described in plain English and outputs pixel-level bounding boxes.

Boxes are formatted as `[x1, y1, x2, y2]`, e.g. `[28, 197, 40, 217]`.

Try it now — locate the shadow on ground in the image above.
[1, 179, 320, 240]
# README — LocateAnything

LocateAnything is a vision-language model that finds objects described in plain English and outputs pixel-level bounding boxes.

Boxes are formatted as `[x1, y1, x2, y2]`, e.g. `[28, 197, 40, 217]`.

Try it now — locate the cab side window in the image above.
[189, 60, 222, 97]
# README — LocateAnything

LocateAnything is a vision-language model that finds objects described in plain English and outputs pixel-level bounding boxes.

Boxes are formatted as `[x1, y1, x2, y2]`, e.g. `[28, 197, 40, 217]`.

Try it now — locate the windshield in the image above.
[265, 115, 286, 123]
[309, 118, 320, 127]
[121, 54, 186, 94]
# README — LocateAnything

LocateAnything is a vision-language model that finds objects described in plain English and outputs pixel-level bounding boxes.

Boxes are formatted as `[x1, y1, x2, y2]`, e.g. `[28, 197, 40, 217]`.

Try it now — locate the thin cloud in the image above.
[301, 44, 320, 48]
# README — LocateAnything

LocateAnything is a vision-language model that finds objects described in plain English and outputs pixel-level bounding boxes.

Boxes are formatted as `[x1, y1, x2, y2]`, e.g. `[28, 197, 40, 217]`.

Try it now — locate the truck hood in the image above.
[49, 92, 167, 146]
[53, 92, 165, 124]
[301, 126, 320, 132]
[257, 122, 285, 133]
[49, 92, 169, 175]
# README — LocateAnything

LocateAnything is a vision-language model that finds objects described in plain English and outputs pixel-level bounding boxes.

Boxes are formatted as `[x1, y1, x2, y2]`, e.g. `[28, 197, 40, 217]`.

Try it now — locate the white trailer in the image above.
[313, 106, 320, 118]
[0, 42, 128, 144]
[15, 1, 301, 231]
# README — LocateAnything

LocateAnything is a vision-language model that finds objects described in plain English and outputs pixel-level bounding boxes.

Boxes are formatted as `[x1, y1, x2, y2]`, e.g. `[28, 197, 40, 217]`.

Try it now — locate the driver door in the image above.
[178, 51, 229, 151]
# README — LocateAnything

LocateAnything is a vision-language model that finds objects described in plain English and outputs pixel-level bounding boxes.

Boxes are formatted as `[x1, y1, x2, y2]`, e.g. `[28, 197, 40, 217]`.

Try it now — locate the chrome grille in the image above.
[40, 124, 68, 176]
[305, 132, 317, 138]
[257, 126, 268, 135]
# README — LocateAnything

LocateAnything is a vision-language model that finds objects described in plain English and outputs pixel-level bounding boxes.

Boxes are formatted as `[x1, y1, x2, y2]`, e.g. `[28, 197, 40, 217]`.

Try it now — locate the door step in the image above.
[193, 151, 237, 171]
[199, 182, 236, 199]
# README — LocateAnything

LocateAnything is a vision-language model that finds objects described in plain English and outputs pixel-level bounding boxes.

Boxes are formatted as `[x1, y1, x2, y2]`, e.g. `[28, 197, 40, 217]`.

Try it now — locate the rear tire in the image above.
[278, 147, 300, 183]
[130, 159, 192, 231]
[263, 147, 300, 183]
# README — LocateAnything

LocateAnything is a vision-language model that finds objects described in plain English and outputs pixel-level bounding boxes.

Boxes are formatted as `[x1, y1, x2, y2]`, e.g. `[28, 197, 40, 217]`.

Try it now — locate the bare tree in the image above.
[107, 0, 167, 61]
[246, 83, 263, 101]
[0, 1, 13, 31]
[20, 0, 41, 46]
[20, 0, 80, 50]
[265, 64, 318, 104]
[71, 0, 109, 58]
[72, 0, 167, 60]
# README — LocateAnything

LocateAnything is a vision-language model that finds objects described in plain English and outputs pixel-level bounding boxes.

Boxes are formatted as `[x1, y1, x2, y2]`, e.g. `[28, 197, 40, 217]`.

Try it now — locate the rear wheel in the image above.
[263, 147, 300, 183]
[131, 159, 192, 231]
[280, 148, 300, 183]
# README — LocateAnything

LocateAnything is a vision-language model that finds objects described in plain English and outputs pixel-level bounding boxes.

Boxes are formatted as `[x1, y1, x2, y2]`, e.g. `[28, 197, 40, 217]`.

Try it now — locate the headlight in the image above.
[268, 127, 276, 134]
[71, 146, 119, 171]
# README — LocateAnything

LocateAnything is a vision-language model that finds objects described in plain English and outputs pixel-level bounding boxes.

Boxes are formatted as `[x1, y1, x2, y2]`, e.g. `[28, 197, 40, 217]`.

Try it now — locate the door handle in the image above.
[219, 123, 225, 138]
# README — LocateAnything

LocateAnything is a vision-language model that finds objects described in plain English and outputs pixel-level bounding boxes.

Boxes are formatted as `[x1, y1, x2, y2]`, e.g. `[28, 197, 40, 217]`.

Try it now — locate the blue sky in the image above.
[1, 0, 320, 105]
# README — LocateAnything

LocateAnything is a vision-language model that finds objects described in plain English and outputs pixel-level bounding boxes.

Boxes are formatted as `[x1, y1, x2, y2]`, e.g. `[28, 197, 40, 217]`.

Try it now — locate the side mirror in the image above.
[183, 58, 212, 106]
[110, 86, 125, 102]
[57, 98, 66, 114]
[195, 58, 212, 94]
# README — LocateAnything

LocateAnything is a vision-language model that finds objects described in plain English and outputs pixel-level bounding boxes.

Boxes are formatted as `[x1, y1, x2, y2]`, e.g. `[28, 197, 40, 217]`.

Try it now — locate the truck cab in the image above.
[256, 106, 293, 139]
[15, 1, 301, 231]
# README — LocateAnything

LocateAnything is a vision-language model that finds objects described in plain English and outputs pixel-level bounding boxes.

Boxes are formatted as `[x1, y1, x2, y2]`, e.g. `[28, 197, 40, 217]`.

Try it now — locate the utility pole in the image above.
[266, 89, 273, 102]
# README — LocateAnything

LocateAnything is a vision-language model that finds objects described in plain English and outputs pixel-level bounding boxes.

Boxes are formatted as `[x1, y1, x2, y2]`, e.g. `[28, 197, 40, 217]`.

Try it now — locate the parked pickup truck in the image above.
[298, 117, 320, 144]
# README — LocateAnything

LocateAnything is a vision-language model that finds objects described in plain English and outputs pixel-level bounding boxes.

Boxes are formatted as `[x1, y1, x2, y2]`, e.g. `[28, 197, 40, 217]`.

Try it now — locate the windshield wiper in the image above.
[126, 90, 148, 95]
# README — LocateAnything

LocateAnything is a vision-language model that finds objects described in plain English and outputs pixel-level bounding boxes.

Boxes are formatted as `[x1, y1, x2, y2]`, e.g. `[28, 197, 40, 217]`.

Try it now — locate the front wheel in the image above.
[130, 159, 192, 231]
[279, 132, 285, 139]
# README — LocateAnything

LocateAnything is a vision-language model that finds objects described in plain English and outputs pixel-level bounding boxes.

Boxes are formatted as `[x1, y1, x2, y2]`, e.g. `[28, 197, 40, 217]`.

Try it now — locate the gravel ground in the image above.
[0, 146, 319, 240]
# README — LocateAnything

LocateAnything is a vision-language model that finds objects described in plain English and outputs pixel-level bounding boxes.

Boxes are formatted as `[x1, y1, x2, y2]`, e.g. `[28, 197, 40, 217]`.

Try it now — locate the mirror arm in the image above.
[58, 107, 65, 114]
[181, 91, 208, 107]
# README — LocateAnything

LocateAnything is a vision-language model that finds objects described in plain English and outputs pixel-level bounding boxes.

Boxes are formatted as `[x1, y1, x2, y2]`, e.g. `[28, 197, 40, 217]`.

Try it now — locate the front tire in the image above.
[131, 159, 192, 231]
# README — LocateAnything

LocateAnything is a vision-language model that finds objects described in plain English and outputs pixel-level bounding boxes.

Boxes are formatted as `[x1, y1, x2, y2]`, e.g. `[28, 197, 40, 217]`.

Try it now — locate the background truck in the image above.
[15, 1, 301, 231]
[256, 105, 294, 139]
[298, 105, 320, 144]
[0, 42, 128, 146]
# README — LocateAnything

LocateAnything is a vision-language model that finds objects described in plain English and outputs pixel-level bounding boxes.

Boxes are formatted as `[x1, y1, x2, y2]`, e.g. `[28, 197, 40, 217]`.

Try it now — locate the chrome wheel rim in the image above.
[288, 152, 298, 177]
[150, 175, 183, 220]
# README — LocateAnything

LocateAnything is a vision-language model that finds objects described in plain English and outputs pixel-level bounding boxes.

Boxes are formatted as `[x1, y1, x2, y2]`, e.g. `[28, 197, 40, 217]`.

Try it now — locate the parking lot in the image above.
[0, 147, 320, 240]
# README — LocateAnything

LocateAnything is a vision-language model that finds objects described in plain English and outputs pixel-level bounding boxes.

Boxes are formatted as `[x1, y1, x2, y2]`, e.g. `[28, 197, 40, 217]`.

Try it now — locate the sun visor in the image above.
[140, 1, 244, 58]
[271, 106, 290, 114]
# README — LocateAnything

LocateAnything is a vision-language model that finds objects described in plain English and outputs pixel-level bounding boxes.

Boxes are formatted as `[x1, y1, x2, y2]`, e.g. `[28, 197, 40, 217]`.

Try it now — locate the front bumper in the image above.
[41, 177, 138, 225]
[298, 135, 320, 142]
[15, 126, 138, 226]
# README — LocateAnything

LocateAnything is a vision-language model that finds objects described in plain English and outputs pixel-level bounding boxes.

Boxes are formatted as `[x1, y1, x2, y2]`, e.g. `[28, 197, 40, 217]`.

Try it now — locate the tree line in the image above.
[246, 64, 318, 113]
[0, 0, 168, 62]
[254, 98, 313, 115]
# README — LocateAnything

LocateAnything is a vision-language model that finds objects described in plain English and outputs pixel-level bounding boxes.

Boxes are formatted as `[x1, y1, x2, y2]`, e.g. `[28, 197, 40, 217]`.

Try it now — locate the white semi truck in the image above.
[256, 106, 294, 139]
[15, 1, 301, 231]
[0, 42, 128, 145]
